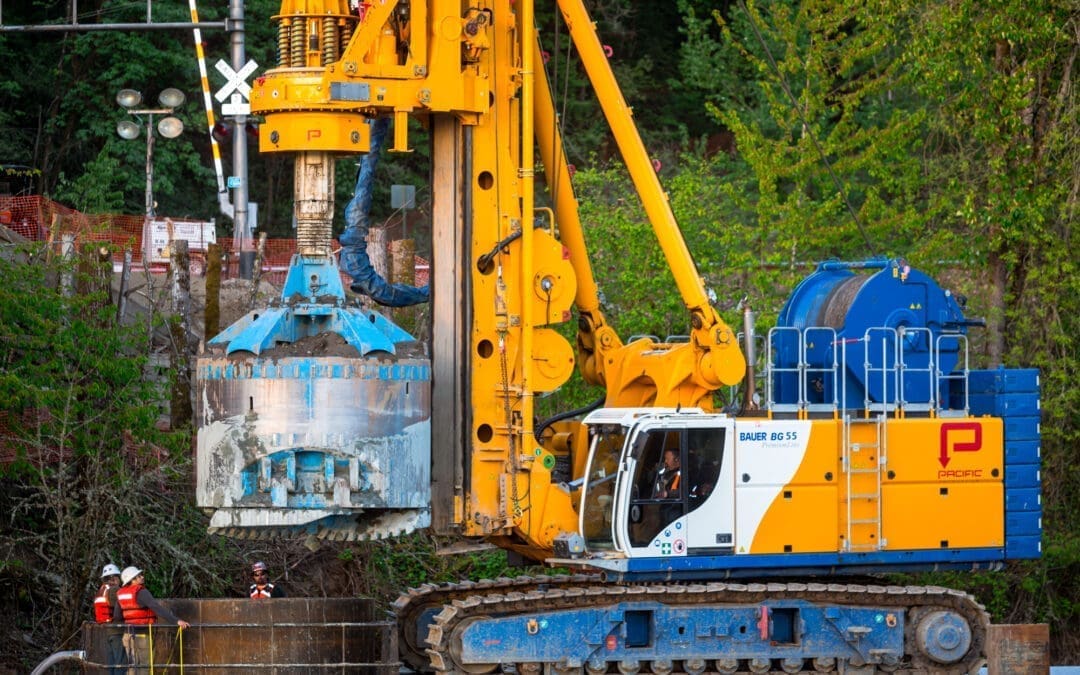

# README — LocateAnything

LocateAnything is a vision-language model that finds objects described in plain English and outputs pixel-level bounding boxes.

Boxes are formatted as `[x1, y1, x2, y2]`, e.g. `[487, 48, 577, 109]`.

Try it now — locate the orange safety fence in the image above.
[0, 195, 429, 288]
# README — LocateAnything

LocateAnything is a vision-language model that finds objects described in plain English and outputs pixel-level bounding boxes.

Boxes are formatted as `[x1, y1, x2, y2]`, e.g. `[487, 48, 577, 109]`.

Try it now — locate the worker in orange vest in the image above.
[93, 564, 126, 673]
[113, 566, 190, 670]
[93, 564, 122, 623]
[249, 561, 286, 599]
[113, 566, 190, 627]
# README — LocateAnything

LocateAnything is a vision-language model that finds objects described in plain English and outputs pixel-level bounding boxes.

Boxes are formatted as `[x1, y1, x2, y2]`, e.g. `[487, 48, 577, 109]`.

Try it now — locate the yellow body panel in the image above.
[791, 421, 841, 485]
[884, 417, 1004, 483]
[743, 421, 838, 553]
[749, 416, 1005, 555]
[882, 483, 1004, 549]
[881, 417, 1004, 549]
[748, 485, 839, 553]
[257, 110, 372, 153]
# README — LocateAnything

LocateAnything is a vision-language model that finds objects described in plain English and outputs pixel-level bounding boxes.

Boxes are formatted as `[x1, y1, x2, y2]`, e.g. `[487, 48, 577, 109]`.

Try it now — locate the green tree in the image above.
[0, 0, 279, 226]
[684, 0, 1079, 656]
[0, 245, 223, 669]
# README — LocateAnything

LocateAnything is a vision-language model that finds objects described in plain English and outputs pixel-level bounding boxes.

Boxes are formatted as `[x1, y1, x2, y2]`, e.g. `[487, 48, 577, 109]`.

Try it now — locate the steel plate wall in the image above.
[81, 597, 400, 673]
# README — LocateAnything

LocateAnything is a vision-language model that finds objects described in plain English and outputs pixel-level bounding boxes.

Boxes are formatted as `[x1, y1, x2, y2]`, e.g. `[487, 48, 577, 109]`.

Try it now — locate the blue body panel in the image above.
[584, 548, 1006, 582]
[1005, 439, 1041, 464]
[457, 600, 905, 667]
[1006, 463, 1041, 489]
[967, 368, 1040, 394]
[966, 368, 1042, 560]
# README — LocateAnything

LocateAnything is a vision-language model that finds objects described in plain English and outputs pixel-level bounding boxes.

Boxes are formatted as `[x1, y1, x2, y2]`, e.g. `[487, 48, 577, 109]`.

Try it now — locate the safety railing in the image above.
[936, 333, 970, 417]
[898, 326, 935, 413]
[804, 327, 840, 413]
[764, 325, 970, 417]
[765, 327, 804, 413]
[864, 327, 900, 414]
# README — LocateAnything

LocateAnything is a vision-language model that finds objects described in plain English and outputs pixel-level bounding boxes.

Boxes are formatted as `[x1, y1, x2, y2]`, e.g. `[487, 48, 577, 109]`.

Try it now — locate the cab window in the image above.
[626, 426, 726, 548]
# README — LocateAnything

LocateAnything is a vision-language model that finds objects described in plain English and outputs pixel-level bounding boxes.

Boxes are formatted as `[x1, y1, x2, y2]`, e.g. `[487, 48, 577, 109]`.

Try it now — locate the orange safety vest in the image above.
[117, 584, 156, 624]
[249, 583, 276, 599]
[93, 584, 115, 623]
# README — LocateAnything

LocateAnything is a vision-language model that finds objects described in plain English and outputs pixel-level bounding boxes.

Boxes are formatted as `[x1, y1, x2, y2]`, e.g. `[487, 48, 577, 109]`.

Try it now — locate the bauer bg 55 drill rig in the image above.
[195, 0, 1041, 672]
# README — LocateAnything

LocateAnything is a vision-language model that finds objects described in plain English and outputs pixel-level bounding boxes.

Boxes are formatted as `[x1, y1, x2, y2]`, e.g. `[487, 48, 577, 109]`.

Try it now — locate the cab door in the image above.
[616, 417, 735, 559]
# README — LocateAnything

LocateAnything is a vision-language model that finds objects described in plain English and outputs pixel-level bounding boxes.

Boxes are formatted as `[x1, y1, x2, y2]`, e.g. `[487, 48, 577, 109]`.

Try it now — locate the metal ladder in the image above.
[843, 412, 886, 551]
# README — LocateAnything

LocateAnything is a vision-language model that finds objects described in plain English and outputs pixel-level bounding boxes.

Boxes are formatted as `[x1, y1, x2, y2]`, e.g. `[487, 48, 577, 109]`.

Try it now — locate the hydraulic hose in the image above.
[339, 117, 430, 307]
[535, 395, 605, 442]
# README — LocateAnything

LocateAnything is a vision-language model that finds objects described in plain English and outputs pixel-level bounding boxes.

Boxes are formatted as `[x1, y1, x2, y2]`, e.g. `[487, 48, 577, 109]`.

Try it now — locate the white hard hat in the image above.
[120, 566, 143, 586]
[101, 564, 122, 578]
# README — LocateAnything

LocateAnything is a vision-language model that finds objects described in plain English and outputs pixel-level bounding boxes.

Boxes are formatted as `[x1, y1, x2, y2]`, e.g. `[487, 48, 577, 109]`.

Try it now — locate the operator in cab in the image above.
[653, 448, 682, 499]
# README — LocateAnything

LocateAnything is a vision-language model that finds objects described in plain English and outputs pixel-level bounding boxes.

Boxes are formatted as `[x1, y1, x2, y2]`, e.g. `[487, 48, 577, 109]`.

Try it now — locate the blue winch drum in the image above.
[772, 260, 968, 410]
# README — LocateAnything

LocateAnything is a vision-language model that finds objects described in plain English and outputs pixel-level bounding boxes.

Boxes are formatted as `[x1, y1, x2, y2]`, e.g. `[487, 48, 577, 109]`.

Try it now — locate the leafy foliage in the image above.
[0, 0, 1077, 666]
[677, 0, 1079, 658]
[0, 244, 223, 667]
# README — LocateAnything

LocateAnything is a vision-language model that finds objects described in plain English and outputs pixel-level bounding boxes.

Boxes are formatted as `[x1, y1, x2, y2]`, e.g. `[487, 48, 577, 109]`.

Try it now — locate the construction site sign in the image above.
[143, 218, 217, 263]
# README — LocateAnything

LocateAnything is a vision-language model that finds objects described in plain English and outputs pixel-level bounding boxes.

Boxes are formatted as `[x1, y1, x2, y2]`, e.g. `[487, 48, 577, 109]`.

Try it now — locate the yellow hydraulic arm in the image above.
[249, 0, 746, 557]
[536, 0, 746, 406]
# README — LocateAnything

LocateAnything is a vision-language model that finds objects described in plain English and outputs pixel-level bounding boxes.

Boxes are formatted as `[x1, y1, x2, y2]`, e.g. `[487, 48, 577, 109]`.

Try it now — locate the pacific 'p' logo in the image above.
[939, 422, 982, 468]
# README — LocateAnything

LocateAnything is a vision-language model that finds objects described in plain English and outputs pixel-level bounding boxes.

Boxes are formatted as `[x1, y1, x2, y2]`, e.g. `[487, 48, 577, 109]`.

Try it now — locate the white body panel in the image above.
[732, 420, 813, 552]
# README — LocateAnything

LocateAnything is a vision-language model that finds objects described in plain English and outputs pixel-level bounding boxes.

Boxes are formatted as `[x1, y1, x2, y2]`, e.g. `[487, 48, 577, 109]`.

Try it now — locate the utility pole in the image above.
[228, 0, 253, 276]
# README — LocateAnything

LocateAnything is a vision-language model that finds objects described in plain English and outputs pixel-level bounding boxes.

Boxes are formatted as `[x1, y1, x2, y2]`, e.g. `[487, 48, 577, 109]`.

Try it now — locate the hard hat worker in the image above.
[113, 566, 190, 627]
[249, 561, 286, 599]
[653, 449, 684, 526]
[112, 566, 190, 670]
[93, 563, 126, 674]
[93, 564, 122, 623]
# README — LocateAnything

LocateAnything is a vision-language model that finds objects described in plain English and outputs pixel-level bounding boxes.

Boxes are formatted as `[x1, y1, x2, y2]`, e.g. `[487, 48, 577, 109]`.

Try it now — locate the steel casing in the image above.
[195, 353, 431, 538]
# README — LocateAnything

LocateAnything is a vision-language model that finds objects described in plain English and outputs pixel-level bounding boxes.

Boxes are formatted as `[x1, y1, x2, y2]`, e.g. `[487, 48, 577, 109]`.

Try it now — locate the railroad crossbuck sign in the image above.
[215, 59, 259, 116]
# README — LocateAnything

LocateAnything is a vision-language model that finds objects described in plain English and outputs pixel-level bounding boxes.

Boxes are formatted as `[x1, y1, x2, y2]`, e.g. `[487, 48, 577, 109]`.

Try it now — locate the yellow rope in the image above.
[177, 625, 184, 674]
[148, 624, 154, 675]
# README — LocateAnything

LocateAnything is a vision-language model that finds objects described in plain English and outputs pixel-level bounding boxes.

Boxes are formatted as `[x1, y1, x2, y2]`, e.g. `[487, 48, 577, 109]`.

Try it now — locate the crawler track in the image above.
[395, 577, 989, 674]
[393, 575, 601, 671]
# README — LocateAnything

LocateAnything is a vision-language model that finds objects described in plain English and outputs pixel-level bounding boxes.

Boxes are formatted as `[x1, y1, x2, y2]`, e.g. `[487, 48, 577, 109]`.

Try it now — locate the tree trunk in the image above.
[170, 239, 192, 428]
[987, 249, 1007, 367]
[205, 242, 222, 339]
[985, 38, 1013, 367]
